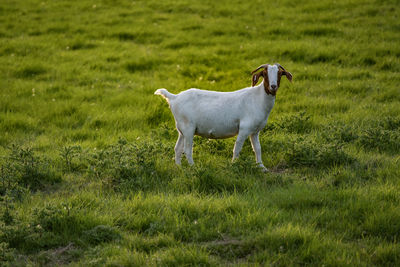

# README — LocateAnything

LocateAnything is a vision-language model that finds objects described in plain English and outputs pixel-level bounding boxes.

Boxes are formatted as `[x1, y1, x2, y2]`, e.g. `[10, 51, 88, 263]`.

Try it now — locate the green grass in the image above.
[1, 0, 400, 265]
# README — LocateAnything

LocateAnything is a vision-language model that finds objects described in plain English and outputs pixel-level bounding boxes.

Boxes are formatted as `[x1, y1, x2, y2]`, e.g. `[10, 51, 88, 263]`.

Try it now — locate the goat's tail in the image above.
[154, 88, 176, 103]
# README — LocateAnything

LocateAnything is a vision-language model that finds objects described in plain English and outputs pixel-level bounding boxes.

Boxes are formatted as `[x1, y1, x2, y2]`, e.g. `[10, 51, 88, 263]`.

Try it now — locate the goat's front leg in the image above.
[232, 130, 251, 161]
[250, 132, 268, 172]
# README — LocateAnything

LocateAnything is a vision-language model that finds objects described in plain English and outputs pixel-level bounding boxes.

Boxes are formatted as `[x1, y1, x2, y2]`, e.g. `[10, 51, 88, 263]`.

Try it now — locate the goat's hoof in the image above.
[258, 164, 269, 173]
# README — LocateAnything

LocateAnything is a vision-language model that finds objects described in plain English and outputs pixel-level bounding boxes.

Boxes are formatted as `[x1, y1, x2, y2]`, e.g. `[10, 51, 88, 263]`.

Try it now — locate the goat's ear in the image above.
[252, 72, 263, 86]
[283, 71, 293, 82]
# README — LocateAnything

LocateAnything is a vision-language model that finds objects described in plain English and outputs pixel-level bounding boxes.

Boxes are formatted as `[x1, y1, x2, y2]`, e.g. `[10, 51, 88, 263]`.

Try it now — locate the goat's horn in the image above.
[275, 63, 286, 71]
[251, 64, 269, 74]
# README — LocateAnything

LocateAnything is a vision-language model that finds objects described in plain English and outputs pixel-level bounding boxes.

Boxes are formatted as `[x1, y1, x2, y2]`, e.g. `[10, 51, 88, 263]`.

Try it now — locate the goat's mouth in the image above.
[267, 88, 277, 96]
[269, 87, 278, 94]
[263, 83, 278, 96]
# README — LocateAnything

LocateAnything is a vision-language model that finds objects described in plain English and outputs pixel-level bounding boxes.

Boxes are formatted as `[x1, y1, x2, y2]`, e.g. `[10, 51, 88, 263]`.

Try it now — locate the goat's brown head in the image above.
[251, 63, 293, 96]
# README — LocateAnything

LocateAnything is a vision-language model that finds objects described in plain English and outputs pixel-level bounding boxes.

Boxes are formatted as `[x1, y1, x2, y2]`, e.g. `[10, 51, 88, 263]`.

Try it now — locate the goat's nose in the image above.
[271, 85, 277, 90]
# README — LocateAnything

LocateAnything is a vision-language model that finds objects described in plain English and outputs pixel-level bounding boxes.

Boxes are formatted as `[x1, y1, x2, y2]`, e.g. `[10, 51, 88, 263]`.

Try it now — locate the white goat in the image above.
[154, 63, 292, 171]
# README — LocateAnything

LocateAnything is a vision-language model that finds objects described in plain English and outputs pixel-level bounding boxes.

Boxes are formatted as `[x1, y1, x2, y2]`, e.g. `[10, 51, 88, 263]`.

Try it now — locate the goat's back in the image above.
[171, 88, 250, 116]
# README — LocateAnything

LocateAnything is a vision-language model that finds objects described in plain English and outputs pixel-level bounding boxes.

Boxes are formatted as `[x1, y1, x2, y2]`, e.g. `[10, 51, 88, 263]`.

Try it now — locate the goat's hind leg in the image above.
[174, 131, 184, 165]
[183, 133, 195, 165]
[178, 125, 195, 166]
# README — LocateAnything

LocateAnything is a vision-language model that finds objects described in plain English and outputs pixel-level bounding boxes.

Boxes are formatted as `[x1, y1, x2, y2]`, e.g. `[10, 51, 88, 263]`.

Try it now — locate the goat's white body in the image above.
[155, 81, 275, 170]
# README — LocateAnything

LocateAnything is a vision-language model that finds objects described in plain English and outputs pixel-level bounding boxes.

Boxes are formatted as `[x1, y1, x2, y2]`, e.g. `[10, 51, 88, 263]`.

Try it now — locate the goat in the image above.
[154, 63, 292, 171]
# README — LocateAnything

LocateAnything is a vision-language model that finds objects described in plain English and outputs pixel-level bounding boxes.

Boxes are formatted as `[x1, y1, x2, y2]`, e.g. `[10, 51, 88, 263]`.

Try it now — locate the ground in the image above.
[0, 0, 399, 265]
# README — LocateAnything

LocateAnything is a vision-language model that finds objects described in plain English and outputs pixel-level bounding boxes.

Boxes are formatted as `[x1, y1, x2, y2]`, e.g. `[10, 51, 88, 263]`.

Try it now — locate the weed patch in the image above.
[357, 127, 400, 154]
[86, 138, 169, 193]
[32, 204, 99, 240]
[284, 137, 354, 168]
[59, 145, 83, 172]
[1, 145, 61, 193]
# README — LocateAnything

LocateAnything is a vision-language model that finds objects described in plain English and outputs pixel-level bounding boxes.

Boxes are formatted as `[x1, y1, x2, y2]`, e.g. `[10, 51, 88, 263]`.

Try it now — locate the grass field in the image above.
[1, 0, 400, 265]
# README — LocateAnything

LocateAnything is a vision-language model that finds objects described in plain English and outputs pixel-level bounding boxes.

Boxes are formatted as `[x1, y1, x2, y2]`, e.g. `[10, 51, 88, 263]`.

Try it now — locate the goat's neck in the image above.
[254, 82, 275, 117]
[262, 80, 276, 97]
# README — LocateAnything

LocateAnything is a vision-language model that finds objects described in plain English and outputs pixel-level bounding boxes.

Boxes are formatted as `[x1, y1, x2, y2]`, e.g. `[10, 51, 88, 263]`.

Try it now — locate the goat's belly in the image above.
[194, 123, 239, 139]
